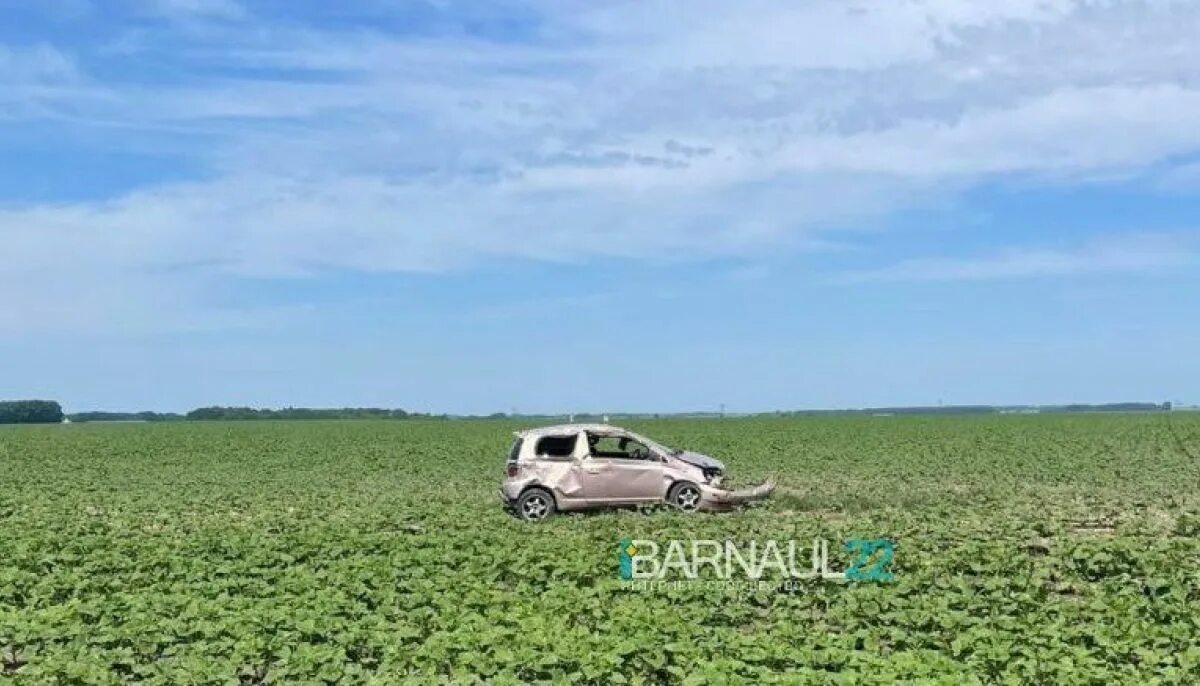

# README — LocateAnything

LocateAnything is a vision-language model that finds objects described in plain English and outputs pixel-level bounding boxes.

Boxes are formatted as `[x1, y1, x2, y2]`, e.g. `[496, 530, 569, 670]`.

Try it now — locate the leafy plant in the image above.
[1, 414, 1198, 682]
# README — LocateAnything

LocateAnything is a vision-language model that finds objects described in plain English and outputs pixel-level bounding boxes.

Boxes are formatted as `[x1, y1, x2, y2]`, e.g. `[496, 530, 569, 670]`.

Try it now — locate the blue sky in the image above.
[2, 0, 1199, 414]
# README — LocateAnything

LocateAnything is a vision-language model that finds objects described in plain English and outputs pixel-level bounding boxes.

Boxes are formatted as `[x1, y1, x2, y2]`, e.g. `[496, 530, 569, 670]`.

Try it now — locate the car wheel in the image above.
[668, 482, 702, 512]
[517, 488, 556, 522]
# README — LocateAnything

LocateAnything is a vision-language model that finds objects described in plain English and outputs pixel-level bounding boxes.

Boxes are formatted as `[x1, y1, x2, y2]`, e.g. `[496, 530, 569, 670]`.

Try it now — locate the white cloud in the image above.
[0, 49, 92, 147]
[1151, 161, 1200, 192]
[837, 234, 1197, 283]
[4, 0, 1200, 335]
[0, 43, 79, 84]
[139, 0, 243, 19]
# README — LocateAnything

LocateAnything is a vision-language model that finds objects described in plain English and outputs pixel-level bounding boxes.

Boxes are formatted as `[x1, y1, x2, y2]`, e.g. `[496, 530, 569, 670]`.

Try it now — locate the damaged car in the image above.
[501, 423, 774, 521]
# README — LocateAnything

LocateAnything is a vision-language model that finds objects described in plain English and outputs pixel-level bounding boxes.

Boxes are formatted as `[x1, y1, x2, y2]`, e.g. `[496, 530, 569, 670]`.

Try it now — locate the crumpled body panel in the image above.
[698, 480, 776, 511]
[530, 460, 584, 498]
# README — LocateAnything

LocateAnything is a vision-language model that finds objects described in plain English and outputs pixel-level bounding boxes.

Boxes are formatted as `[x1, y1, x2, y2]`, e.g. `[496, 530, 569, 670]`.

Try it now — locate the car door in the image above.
[577, 451, 615, 502]
[584, 433, 664, 503]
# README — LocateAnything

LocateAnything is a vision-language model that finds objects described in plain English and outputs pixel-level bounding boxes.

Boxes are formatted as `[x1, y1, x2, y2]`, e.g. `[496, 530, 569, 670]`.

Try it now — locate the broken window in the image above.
[534, 434, 578, 459]
[587, 434, 656, 461]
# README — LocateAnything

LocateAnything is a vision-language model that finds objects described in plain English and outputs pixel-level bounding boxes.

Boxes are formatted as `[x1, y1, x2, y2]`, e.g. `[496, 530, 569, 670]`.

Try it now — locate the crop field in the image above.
[2, 414, 1200, 684]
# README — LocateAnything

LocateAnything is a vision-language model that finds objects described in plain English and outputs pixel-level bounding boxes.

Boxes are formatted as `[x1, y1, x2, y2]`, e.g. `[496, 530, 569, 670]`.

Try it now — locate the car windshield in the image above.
[635, 434, 680, 456]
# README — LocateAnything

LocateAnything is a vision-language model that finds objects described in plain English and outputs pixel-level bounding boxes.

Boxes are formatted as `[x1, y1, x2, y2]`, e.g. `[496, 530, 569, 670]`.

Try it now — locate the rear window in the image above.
[507, 438, 523, 462]
[534, 434, 577, 459]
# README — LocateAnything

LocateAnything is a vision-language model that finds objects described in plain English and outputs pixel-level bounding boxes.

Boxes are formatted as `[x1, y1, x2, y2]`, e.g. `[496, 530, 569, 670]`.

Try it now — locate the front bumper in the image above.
[698, 480, 775, 511]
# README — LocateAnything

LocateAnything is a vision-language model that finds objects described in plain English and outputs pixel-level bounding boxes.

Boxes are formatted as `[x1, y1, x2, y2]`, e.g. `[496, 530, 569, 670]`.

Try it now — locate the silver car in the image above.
[500, 423, 774, 521]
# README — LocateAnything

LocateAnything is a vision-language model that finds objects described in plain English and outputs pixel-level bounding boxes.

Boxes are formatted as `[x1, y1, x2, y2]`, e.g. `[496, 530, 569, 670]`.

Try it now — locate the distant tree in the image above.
[183, 406, 425, 421]
[0, 400, 64, 424]
[69, 411, 184, 423]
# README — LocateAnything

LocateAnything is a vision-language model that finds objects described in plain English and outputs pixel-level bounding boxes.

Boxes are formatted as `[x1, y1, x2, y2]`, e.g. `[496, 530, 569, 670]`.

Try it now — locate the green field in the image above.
[3, 414, 1200, 684]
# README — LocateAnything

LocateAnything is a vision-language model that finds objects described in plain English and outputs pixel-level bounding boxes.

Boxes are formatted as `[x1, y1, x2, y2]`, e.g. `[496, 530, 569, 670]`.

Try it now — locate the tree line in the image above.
[0, 399, 1179, 425]
[183, 407, 432, 421]
[0, 400, 64, 424]
[71, 407, 436, 422]
[1, 401, 438, 423]
[777, 402, 1173, 416]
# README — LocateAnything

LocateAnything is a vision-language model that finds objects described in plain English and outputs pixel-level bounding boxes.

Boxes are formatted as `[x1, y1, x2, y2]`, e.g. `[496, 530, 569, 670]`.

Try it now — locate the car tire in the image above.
[517, 488, 556, 522]
[667, 481, 702, 512]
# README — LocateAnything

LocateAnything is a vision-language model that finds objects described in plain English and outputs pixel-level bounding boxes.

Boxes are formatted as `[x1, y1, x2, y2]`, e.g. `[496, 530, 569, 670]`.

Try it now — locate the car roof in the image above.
[514, 423, 628, 438]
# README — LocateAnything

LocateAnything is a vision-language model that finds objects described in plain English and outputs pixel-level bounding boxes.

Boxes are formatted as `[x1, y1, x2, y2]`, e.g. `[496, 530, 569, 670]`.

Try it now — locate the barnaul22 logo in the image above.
[619, 537, 895, 582]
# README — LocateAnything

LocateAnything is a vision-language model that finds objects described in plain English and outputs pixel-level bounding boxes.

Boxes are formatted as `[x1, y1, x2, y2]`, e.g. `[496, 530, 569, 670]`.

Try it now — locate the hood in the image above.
[672, 451, 726, 472]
